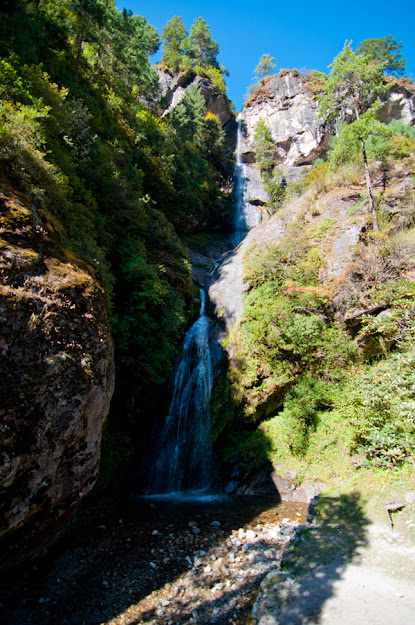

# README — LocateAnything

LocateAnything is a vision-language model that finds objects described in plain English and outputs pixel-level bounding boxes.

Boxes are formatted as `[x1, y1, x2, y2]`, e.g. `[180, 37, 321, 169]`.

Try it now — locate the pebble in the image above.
[23, 500, 306, 625]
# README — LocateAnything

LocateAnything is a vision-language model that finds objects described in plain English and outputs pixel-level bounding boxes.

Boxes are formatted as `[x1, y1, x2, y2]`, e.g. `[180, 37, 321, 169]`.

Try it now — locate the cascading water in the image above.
[145, 117, 261, 496]
[232, 115, 261, 246]
[233, 116, 246, 247]
[146, 289, 213, 494]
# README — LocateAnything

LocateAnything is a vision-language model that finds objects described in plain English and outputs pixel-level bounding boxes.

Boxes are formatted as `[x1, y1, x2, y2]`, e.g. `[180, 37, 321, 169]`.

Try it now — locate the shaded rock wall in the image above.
[0, 179, 115, 569]
[157, 69, 232, 127]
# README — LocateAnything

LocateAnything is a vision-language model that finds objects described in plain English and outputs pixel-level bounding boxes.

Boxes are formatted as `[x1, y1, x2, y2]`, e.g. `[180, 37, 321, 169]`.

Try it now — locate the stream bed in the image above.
[2, 495, 308, 625]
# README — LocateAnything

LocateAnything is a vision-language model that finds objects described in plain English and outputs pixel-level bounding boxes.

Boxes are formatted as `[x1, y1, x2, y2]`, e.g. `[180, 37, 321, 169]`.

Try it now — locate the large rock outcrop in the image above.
[0, 179, 115, 570]
[241, 70, 415, 179]
[157, 68, 232, 127]
[241, 71, 331, 176]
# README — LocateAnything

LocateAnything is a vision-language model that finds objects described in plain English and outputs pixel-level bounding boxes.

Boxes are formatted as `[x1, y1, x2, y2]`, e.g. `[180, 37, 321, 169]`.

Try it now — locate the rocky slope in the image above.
[209, 165, 415, 429]
[0, 178, 115, 570]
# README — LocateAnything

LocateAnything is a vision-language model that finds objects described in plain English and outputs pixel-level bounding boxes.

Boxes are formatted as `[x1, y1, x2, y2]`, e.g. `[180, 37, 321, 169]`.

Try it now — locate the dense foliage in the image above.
[160, 15, 227, 91]
[214, 38, 415, 479]
[0, 0, 230, 485]
[355, 35, 406, 77]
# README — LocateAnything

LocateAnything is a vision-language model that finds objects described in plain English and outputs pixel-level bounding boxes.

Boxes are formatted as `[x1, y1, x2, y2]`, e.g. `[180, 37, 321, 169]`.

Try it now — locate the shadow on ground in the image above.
[254, 492, 370, 625]
[0, 490, 307, 625]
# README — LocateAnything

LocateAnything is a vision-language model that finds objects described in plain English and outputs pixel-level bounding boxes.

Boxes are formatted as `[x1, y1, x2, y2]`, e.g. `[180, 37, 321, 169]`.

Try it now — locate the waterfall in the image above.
[232, 116, 261, 246]
[233, 116, 246, 247]
[146, 290, 213, 494]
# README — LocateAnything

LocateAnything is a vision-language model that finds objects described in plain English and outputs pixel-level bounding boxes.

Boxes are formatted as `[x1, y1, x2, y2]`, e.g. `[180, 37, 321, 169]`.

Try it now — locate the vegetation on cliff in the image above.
[214, 40, 415, 488]
[160, 16, 227, 92]
[0, 0, 230, 486]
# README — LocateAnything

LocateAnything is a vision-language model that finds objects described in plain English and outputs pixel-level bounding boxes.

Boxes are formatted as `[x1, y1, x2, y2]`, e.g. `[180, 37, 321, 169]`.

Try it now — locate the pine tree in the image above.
[254, 54, 276, 79]
[161, 16, 187, 72]
[356, 36, 406, 77]
[182, 17, 219, 70]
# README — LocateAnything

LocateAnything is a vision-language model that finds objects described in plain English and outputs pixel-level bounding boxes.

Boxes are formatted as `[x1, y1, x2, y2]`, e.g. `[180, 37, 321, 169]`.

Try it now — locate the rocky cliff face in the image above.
[241, 70, 415, 180]
[241, 71, 331, 179]
[0, 179, 115, 570]
[157, 68, 232, 127]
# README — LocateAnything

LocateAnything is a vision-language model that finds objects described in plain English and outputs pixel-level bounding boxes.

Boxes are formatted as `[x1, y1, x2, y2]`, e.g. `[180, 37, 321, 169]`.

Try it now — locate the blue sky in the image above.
[119, 0, 415, 111]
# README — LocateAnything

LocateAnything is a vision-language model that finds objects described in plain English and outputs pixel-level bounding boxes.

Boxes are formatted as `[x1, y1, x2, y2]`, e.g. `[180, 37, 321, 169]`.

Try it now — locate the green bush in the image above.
[337, 348, 415, 467]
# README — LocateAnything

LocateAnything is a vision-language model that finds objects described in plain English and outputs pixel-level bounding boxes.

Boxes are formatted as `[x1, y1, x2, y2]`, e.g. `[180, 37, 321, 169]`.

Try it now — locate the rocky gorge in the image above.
[2, 7, 415, 623]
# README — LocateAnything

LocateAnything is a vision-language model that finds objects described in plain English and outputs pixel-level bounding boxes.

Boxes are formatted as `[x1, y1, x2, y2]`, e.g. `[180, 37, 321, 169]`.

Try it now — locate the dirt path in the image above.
[253, 493, 415, 625]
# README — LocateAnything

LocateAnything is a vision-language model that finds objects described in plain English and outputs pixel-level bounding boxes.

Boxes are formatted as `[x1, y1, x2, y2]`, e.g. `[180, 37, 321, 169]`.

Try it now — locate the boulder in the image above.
[0, 179, 115, 570]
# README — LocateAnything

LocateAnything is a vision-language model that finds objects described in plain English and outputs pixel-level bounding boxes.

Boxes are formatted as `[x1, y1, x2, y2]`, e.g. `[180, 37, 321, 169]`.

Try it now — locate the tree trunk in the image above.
[361, 138, 379, 232]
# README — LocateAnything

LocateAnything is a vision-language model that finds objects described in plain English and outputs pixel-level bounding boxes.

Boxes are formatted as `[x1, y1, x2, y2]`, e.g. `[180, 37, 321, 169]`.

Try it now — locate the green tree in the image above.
[169, 84, 206, 141]
[319, 42, 390, 230]
[254, 53, 276, 79]
[182, 17, 219, 70]
[254, 119, 276, 172]
[356, 36, 406, 77]
[161, 15, 187, 72]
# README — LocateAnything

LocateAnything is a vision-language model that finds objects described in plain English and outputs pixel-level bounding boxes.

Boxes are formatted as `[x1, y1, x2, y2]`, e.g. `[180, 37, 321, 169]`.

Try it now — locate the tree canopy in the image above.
[182, 17, 220, 70]
[319, 41, 388, 123]
[319, 42, 391, 230]
[161, 16, 187, 72]
[254, 54, 276, 79]
[356, 36, 406, 77]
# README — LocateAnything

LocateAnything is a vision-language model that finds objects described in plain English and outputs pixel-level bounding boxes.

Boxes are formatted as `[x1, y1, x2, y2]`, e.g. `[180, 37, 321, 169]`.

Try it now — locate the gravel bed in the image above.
[1, 495, 308, 625]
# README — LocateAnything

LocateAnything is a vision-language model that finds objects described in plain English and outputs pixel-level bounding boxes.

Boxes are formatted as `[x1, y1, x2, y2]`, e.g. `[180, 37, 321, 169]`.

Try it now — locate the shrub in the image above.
[337, 348, 415, 467]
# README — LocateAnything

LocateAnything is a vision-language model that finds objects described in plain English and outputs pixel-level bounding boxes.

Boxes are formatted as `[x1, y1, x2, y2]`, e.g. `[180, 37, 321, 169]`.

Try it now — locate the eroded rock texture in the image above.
[0, 180, 115, 569]
[241, 71, 331, 175]
[241, 70, 415, 178]
[157, 68, 232, 126]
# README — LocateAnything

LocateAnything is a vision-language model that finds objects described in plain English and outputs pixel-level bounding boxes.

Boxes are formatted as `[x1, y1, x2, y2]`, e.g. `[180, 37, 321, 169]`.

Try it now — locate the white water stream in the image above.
[146, 116, 261, 494]
[146, 290, 213, 494]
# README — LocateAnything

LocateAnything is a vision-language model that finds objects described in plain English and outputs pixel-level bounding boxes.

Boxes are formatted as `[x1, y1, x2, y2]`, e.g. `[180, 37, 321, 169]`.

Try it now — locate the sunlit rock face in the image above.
[379, 80, 415, 126]
[241, 70, 415, 178]
[157, 68, 231, 126]
[0, 179, 115, 570]
[241, 71, 331, 174]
